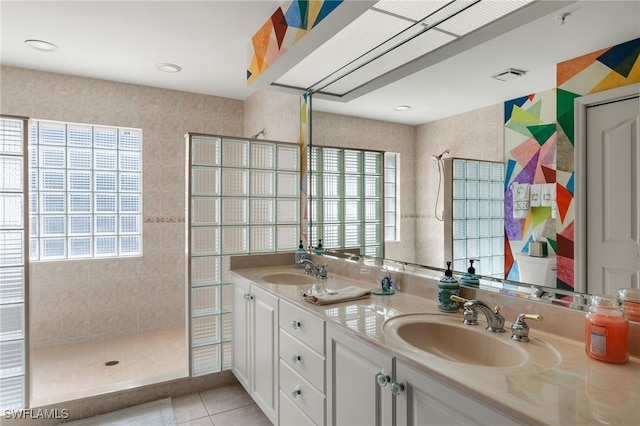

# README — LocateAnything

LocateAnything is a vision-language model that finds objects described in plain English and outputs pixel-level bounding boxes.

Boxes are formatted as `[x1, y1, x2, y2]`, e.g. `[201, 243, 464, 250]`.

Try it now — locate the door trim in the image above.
[574, 83, 640, 293]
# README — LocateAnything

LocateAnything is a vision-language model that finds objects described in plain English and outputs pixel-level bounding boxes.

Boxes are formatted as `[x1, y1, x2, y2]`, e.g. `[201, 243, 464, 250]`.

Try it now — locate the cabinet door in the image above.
[251, 284, 279, 423]
[327, 325, 393, 426]
[395, 360, 522, 426]
[231, 278, 250, 390]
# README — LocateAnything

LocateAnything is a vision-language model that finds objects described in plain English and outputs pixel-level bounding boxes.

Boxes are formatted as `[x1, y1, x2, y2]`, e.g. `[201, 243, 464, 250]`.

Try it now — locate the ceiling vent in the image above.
[491, 68, 527, 82]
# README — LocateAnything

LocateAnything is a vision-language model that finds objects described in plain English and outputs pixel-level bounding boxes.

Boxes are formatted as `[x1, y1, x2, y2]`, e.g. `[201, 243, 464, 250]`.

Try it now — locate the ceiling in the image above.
[1, 1, 639, 126]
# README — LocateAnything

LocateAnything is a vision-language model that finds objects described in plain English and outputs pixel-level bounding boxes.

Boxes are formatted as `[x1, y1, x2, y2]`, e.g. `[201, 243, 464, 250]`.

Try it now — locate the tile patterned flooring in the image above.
[171, 384, 272, 425]
[30, 327, 186, 407]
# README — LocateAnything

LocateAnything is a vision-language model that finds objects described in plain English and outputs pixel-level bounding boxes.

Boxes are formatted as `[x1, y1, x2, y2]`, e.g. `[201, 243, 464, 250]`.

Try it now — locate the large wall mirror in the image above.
[306, 42, 640, 311]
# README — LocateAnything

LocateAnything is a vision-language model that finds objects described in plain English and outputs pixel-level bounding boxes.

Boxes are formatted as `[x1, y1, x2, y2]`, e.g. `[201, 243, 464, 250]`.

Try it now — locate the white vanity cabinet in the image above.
[231, 279, 279, 424]
[278, 299, 326, 425]
[326, 324, 394, 426]
[394, 360, 522, 426]
[326, 323, 521, 426]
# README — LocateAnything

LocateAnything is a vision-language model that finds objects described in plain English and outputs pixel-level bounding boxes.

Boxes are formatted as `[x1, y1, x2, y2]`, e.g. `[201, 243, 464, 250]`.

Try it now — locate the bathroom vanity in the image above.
[230, 253, 640, 425]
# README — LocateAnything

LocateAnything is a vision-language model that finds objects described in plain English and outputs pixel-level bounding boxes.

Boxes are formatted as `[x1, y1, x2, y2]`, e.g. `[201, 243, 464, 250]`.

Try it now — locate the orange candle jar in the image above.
[618, 288, 640, 322]
[585, 295, 629, 363]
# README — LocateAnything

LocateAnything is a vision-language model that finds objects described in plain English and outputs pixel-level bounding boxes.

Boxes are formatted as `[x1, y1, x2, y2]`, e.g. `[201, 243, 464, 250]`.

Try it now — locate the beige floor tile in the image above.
[172, 393, 209, 423]
[210, 404, 272, 426]
[200, 383, 254, 415]
[178, 415, 215, 426]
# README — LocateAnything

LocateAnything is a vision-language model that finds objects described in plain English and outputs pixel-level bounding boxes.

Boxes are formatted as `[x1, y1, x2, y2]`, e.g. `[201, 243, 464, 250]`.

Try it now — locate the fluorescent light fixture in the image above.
[491, 68, 526, 82]
[394, 105, 411, 111]
[24, 39, 58, 52]
[156, 63, 182, 73]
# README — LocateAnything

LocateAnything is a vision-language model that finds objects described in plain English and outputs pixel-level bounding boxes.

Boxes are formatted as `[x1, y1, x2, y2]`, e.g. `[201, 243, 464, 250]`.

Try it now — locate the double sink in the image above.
[260, 270, 561, 370]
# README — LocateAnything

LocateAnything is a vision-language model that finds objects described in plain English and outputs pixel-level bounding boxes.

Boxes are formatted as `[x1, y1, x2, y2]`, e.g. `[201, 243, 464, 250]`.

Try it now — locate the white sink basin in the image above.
[383, 314, 560, 369]
[262, 272, 318, 285]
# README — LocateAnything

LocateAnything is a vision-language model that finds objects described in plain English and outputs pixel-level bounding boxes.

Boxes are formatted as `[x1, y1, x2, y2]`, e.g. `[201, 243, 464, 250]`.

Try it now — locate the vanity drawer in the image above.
[279, 299, 325, 354]
[280, 360, 325, 426]
[280, 329, 325, 391]
[279, 389, 314, 426]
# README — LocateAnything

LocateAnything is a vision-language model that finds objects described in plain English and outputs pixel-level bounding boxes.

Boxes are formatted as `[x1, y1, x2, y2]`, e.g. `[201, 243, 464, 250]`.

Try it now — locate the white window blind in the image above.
[384, 153, 398, 241]
[29, 120, 142, 260]
[0, 117, 27, 410]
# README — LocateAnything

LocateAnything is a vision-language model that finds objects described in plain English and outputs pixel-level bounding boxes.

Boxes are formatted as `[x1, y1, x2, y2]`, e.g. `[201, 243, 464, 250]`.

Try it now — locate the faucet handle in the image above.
[450, 295, 478, 325]
[318, 264, 328, 279]
[511, 313, 543, 342]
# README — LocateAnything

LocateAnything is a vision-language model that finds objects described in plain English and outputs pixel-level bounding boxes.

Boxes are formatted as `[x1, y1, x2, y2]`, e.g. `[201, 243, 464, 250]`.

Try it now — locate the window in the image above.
[384, 153, 398, 241]
[308, 147, 384, 257]
[29, 120, 142, 260]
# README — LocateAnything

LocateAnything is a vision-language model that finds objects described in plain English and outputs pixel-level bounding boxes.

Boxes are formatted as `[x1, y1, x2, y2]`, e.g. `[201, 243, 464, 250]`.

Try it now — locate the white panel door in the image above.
[250, 285, 279, 423]
[326, 325, 393, 426]
[586, 95, 640, 294]
[395, 360, 522, 425]
[231, 279, 250, 390]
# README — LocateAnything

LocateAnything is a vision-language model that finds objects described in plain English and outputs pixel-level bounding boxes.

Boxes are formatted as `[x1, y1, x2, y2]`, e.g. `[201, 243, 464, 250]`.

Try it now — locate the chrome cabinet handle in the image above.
[243, 293, 253, 301]
[292, 355, 301, 364]
[291, 320, 301, 330]
[390, 382, 405, 396]
[292, 386, 301, 398]
[376, 373, 390, 387]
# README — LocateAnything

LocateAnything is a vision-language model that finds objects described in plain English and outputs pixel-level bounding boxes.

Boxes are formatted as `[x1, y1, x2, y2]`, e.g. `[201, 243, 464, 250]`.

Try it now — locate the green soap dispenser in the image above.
[438, 261, 459, 312]
[314, 239, 324, 256]
[459, 259, 480, 287]
[295, 240, 306, 268]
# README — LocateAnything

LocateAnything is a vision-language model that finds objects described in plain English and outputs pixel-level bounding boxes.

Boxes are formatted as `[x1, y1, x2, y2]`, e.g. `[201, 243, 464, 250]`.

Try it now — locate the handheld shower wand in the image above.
[433, 149, 450, 221]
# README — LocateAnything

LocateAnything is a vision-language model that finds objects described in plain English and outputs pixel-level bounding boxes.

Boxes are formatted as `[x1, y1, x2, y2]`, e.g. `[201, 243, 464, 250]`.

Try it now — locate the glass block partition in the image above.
[186, 135, 300, 376]
[0, 117, 28, 409]
[448, 158, 504, 278]
[308, 147, 384, 257]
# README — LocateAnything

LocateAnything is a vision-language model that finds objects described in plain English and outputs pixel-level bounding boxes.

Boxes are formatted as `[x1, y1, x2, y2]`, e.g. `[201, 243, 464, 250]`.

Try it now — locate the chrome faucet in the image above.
[451, 296, 505, 333]
[297, 258, 328, 279]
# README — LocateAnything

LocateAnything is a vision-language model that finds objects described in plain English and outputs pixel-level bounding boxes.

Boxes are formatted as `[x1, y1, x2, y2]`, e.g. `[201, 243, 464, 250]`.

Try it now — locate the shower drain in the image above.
[105, 360, 119, 366]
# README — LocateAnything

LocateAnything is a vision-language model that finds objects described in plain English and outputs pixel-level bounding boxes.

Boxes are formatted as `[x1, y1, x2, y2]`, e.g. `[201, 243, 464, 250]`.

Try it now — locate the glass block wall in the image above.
[28, 121, 143, 260]
[187, 135, 300, 376]
[308, 147, 384, 257]
[451, 159, 504, 277]
[0, 117, 27, 409]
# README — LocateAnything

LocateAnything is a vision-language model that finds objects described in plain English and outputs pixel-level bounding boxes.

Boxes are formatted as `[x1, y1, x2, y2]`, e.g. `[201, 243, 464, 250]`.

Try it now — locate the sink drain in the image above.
[105, 360, 119, 366]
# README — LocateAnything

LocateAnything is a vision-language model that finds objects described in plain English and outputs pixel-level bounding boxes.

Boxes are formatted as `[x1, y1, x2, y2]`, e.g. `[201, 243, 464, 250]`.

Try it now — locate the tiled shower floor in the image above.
[30, 327, 187, 407]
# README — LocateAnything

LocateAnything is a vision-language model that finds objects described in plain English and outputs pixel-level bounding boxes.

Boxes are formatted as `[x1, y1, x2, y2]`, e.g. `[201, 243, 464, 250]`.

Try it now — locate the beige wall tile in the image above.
[414, 104, 503, 266]
[1, 66, 35, 116]
[2, 66, 242, 345]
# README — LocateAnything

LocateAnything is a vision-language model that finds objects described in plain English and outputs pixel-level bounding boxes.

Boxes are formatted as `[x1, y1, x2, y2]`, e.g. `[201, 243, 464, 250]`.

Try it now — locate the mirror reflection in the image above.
[308, 37, 640, 307]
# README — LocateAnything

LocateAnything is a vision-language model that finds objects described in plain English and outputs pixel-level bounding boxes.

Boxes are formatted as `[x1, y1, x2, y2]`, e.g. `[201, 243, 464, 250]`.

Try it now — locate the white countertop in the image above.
[231, 264, 640, 426]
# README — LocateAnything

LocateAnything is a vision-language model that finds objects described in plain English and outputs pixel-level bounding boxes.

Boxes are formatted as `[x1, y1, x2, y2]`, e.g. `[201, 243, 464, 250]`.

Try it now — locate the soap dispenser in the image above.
[438, 261, 459, 312]
[295, 240, 306, 268]
[459, 259, 479, 287]
[314, 239, 324, 256]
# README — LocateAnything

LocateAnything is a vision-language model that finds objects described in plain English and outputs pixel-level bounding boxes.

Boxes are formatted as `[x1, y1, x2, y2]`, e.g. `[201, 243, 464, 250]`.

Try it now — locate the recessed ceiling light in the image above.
[491, 68, 526, 82]
[156, 63, 182, 73]
[394, 105, 411, 111]
[24, 39, 58, 52]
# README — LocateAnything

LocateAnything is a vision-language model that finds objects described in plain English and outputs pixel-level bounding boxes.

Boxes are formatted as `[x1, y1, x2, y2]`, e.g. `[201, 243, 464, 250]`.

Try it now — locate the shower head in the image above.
[251, 128, 266, 139]
[432, 149, 450, 161]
